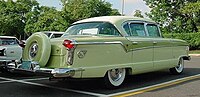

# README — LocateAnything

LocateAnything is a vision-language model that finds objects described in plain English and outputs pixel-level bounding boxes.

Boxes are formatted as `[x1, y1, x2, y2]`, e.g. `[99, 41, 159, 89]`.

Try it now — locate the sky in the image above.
[36, 0, 151, 16]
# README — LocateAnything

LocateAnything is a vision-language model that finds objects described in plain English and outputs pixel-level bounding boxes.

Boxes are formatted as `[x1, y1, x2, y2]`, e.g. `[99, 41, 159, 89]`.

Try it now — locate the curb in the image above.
[189, 54, 200, 57]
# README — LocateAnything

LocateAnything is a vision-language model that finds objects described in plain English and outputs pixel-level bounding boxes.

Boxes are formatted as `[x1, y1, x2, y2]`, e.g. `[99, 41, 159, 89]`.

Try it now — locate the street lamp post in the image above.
[122, 0, 124, 15]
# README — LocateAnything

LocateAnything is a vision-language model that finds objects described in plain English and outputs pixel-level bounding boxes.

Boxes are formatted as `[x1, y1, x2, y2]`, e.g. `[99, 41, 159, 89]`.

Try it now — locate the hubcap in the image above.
[29, 43, 38, 59]
[175, 58, 184, 73]
[109, 69, 123, 82]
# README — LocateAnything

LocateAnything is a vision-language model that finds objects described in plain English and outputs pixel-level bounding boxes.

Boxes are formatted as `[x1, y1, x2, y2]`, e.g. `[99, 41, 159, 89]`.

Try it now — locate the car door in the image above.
[6, 44, 22, 61]
[123, 22, 154, 73]
[1, 38, 22, 61]
[146, 24, 173, 69]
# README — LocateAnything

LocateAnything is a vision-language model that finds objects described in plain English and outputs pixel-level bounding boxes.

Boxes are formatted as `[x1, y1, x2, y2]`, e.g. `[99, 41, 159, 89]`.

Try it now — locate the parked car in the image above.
[13, 16, 190, 88]
[0, 36, 24, 69]
[19, 32, 64, 46]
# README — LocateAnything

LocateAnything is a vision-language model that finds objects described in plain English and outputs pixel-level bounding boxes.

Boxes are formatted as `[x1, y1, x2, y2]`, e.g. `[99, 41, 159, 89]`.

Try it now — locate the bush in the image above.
[163, 32, 200, 50]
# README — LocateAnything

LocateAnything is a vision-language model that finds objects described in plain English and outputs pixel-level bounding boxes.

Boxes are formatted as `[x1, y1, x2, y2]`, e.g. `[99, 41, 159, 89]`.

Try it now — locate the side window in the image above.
[54, 34, 63, 38]
[51, 34, 55, 38]
[146, 24, 160, 37]
[99, 23, 120, 36]
[129, 23, 146, 36]
[123, 23, 131, 36]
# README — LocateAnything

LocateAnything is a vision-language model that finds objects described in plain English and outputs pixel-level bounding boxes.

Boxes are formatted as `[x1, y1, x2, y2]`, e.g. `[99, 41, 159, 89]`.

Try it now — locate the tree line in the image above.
[0, 0, 199, 39]
[0, 0, 120, 39]
[144, 0, 200, 33]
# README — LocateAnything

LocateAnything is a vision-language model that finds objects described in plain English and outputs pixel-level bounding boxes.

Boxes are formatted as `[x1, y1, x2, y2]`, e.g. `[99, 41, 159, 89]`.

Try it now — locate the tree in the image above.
[61, 0, 120, 23]
[143, 0, 199, 33]
[133, 10, 144, 18]
[180, 1, 200, 32]
[25, 6, 70, 35]
[0, 0, 120, 38]
[0, 0, 39, 39]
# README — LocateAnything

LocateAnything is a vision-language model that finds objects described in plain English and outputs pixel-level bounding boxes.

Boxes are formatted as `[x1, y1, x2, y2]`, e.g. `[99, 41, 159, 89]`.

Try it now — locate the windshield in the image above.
[44, 33, 51, 37]
[62, 22, 121, 37]
[0, 38, 18, 45]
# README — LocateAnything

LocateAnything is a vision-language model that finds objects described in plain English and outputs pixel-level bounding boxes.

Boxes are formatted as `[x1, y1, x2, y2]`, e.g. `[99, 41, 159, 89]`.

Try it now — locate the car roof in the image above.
[0, 36, 17, 39]
[73, 16, 156, 25]
[72, 16, 156, 36]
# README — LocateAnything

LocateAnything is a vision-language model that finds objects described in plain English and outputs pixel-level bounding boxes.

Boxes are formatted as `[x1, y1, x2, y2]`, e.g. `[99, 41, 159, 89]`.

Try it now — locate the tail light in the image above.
[63, 40, 75, 49]
[63, 39, 76, 65]
[19, 43, 25, 48]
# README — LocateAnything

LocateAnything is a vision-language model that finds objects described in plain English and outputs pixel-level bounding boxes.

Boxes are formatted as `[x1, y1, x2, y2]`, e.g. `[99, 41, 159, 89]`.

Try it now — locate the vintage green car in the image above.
[14, 16, 190, 88]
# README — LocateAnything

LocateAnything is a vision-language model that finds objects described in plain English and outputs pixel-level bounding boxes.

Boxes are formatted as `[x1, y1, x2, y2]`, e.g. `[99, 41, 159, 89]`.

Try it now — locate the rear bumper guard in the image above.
[9, 61, 83, 78]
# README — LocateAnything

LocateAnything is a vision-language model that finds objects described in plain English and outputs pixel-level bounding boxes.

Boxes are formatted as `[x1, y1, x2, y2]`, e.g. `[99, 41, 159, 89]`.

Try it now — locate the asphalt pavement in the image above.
[133, 79, 200, 97]
[0, 56, 199, 97]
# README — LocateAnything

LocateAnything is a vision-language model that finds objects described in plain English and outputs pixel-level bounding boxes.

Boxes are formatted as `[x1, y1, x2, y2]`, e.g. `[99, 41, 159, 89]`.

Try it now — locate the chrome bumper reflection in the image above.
[9, 61, 82, 77]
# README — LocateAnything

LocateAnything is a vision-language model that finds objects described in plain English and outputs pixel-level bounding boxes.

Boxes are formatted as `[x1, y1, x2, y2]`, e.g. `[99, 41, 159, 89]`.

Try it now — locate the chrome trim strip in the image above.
[80, 58, 177, 69]
[75, 41, 123, 45]
[75, 41, 188, 52]
[131, 45, 188, 51]
[76, 41, 129, 52]
[130, 46, 153, 51]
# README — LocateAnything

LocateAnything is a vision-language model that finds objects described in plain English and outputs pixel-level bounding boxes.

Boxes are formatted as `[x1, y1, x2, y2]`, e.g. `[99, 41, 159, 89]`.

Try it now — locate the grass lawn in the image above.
[189, 50, 200, 54]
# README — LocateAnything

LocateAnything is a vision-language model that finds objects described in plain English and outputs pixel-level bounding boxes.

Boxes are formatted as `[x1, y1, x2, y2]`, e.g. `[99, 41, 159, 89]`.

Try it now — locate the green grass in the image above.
[189, 50, 200, 54]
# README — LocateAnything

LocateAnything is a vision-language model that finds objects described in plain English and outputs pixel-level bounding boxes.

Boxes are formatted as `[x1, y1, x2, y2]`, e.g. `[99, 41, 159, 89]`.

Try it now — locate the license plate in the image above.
[20, 61, 32, 70]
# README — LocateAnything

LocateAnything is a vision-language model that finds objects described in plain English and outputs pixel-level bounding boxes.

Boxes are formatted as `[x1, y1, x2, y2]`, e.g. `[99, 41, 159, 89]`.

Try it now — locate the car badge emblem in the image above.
[77, 50, 87, 58]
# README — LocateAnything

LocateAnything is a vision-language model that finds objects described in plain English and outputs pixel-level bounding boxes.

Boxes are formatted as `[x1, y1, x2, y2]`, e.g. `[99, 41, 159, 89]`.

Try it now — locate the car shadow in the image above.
[1, 68, 200, 95]
[36, 68, 200, 94]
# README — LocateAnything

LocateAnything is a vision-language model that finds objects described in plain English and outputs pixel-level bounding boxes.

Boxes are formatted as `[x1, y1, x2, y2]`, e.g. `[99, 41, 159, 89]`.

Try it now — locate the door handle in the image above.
[153, 41, 157, 44]
[133, 42, 138, 45]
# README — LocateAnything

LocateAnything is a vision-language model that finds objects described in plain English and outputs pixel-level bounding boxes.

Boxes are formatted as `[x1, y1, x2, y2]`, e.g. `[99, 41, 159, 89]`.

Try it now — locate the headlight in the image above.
[186, 46, 189, 51]
[3, 48, 6, 56]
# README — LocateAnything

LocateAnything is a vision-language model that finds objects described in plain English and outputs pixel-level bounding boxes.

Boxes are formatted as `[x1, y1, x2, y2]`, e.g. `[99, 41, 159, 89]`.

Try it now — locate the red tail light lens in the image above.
[63, 40, 74, 49]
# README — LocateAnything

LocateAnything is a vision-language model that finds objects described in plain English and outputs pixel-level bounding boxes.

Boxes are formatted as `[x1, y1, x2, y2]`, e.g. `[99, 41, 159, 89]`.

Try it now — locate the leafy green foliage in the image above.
[25, 6, 70, 35]
[163, 32, 200, 50]
[133, 10, 144, 18]
[180, 1, 200, 33]
[62, 0, 120, 23]
[0, 0, 120, 38]
[0, 0, 39, 39]
[144, 0, 200, 33]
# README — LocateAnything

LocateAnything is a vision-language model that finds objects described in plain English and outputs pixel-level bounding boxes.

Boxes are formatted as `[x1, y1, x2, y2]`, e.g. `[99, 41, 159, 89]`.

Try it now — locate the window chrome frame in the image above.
[122, 20, 162, 38]
[63, 22, 123, 37]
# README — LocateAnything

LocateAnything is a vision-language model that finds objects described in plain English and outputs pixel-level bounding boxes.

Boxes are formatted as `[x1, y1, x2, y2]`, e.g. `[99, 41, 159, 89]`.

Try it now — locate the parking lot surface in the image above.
[0, 56, 199, 97]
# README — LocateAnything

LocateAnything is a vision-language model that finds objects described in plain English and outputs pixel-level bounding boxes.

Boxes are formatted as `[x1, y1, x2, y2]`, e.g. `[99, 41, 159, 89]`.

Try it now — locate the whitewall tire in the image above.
[104, 68, 126, 88]
[170, 58, 184, 74]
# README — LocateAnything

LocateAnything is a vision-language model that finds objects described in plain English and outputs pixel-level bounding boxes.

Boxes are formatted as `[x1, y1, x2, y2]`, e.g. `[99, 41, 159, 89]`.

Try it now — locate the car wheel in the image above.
[170, 58, 184, 75]
[22, 32, 51, 67]
[104, 68, 126, 88]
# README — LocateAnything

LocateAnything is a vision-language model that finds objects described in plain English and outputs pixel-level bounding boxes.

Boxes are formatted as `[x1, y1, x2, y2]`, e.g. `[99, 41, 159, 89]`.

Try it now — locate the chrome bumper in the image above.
[183, 56, 191, 61]
[9, 61, 81, 78]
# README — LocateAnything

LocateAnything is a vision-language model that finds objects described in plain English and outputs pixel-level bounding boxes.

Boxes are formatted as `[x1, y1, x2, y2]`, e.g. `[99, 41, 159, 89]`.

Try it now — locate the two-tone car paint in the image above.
[14, 16, 189, 88]
[44, 16, 188, 78]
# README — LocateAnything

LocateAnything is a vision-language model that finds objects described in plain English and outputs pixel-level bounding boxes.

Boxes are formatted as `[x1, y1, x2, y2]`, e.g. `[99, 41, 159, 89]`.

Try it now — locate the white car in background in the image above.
[0, 36, 24, 69]
[43, 31, 65, 39]
[20, 31, 64, 45]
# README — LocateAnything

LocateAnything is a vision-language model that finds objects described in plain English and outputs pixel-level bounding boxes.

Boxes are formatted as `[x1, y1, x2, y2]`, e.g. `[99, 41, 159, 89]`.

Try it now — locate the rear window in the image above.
[63, 22, 121, 37]
[0, 38, 18, 45]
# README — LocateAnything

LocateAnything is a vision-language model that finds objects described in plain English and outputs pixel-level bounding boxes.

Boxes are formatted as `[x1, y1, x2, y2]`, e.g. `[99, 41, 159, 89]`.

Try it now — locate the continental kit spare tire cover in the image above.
[22, 32, 51, 67]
